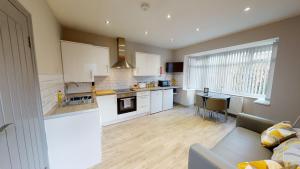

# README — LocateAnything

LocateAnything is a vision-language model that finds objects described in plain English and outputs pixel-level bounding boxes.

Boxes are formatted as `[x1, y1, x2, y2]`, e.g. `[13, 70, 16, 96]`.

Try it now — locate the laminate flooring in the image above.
[92, 106, 235, 169]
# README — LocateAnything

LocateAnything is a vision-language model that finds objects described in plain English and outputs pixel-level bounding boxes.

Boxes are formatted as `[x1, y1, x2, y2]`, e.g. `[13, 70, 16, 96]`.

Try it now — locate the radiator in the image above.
[228, 96, 244, 115]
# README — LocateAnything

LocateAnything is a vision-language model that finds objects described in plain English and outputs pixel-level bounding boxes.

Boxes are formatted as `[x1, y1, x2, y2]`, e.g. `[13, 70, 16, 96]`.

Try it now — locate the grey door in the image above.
[0, 0, 48, 169]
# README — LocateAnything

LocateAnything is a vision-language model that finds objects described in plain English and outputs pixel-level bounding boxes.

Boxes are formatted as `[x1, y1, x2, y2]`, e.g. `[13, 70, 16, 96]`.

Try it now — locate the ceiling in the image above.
[46, 0, 300, 49]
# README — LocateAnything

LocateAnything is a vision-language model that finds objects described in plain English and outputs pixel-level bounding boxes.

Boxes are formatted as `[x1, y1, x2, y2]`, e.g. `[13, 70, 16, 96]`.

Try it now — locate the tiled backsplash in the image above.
[39, 74, 64, 114]
[67, 69, 173, 94]
[172, 72, 184, 87]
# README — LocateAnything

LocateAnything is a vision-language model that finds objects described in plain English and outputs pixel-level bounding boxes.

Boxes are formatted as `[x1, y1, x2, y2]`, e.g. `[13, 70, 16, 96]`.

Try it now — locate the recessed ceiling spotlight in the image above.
[105, 20, 110, 25]
[145, 31, 148, 35]
[170, 38, 174, 42]
[244, 7, 251, 12]
[196, 28, 200, 32]
[166, 14, 172, 19]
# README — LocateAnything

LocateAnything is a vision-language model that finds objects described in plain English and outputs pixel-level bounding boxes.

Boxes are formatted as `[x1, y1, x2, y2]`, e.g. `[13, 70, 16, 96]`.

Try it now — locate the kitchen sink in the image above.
[64, 95, 93, 105]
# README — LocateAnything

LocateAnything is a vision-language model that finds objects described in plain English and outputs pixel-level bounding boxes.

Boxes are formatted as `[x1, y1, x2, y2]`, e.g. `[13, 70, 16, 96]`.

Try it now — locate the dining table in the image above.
[196, 92, 231, 108]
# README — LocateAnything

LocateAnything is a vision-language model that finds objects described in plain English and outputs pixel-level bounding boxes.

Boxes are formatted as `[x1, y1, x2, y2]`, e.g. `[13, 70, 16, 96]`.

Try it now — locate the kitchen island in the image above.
[44, 103, 102, 169]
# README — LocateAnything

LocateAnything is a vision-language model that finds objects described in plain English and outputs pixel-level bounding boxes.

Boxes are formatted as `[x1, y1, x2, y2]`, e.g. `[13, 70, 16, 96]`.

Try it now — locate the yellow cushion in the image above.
[237, 160, 282, 169]
[261, 122, 296, 148]
[237, 160, 300, 169]
[272, 138, 300, 166]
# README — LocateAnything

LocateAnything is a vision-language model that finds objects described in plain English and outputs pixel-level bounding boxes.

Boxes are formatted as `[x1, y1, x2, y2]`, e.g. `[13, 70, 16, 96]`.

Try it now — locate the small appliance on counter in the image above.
[158, 80, 170, 87]
[138, 82, 147, 89]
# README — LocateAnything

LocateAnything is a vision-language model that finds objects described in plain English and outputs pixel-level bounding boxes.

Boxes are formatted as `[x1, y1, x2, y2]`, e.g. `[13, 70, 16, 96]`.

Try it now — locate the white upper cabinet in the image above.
[134, 52, 161, 76]
[61, 40, 110, 82]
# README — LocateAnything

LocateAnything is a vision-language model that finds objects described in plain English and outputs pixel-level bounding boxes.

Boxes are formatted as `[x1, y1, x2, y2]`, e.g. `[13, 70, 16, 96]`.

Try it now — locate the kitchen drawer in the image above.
[137, 91, 150, 97]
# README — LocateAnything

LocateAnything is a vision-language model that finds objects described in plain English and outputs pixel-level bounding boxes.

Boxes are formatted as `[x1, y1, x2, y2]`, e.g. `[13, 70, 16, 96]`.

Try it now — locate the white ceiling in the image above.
[46, 0, 300, 49]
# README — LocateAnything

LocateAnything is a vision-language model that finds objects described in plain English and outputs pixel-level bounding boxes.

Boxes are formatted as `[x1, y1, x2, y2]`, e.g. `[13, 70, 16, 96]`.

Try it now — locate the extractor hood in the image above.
[111, 37, 134, 69]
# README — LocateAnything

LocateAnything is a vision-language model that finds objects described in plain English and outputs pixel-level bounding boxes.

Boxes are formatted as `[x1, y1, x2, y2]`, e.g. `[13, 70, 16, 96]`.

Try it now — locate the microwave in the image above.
[158, 80, 170, 87]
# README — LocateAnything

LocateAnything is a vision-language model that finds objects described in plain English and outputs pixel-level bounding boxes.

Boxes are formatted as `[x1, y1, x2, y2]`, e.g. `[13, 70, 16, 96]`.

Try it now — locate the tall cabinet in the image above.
[61, 40, 110, 82]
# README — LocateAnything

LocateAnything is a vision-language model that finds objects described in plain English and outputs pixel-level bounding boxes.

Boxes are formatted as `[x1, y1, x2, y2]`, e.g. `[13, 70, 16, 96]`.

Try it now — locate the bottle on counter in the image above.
[91, 82, 96, 103]
[57, 90, 64, 107]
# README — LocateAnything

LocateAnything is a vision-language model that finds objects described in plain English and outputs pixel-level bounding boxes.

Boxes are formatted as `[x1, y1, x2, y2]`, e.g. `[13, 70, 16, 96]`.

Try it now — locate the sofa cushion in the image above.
[261, 121, 296, 148]
[237, 160, 283, 169]
[272, 138, 300, 165]
[212, 127, 272, 165]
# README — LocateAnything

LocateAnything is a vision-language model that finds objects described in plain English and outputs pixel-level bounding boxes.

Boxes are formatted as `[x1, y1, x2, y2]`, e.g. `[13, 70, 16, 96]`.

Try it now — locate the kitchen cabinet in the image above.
[134, 52, 161, 76]
[137, 91, 150, 115]
[96, 95, 118, 125]
[44, 109, 101, 169]
[61, 40, 110, 82]
[163, 89, 174, 110]
[150, 90, 163, 114]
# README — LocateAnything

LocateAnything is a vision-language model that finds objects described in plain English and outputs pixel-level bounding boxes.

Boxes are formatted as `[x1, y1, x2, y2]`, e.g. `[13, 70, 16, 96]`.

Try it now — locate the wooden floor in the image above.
[91, 106, 236, 169]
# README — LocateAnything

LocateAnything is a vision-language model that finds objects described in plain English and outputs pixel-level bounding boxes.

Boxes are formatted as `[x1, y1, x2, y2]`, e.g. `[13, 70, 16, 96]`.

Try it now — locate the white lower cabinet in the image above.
[150, 90, 163, 114]
[163, 89, 174, 110]
[137, 91, 150, 115]
[96, 95, 117, 125]
[44, 109, 101, 169]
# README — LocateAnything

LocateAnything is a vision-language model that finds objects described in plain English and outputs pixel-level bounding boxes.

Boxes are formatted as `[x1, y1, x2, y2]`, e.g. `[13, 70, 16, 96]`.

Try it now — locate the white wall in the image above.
[173, 15, 300, 122]
[17, 0, 63, 114]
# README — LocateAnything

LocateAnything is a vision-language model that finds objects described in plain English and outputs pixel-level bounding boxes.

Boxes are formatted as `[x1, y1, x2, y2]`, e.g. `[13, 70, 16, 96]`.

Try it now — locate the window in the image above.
[184, 39, 278, 99]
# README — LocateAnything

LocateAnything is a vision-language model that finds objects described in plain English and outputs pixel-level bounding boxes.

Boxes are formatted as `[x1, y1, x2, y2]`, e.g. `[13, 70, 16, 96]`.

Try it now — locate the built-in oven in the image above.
[117, 92, 137, 115]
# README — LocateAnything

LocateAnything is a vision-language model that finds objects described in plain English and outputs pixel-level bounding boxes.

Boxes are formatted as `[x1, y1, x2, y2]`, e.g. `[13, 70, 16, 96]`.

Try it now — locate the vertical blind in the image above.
[185, 43, 277, 98]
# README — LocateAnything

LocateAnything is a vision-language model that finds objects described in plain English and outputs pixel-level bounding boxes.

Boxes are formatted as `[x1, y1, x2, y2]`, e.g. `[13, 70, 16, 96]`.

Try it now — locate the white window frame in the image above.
[183, 38, 279, 103]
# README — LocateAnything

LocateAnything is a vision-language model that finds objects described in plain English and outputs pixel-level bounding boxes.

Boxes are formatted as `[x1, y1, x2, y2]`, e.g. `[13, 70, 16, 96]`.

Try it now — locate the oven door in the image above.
[117, 96, 137, 114]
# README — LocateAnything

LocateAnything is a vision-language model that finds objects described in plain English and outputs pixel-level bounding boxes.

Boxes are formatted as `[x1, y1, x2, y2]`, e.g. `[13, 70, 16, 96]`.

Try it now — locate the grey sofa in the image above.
[188, 113, 275, 169]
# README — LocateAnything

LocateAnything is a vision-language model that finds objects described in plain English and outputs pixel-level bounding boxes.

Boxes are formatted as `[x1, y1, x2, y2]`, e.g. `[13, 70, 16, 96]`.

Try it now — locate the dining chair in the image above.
[205, 98, 228, 121]
[194, 95, 205, 117]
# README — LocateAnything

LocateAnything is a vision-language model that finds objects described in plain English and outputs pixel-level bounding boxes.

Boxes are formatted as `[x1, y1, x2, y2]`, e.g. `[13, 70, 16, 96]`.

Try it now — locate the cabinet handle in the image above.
[0, 123, 14, 134]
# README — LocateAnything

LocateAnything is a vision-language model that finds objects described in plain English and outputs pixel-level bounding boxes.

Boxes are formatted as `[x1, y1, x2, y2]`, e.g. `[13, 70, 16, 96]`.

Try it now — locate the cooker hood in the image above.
[111, 37, 134, 69]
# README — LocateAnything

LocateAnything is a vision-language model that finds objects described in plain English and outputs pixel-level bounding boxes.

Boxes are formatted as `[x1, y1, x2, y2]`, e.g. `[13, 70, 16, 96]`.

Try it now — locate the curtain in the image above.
[185, 43, 277, 98]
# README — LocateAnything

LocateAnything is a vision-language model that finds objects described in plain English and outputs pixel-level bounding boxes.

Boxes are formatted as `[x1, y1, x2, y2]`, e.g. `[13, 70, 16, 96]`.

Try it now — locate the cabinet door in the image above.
[61, 41, 110, 82]
[96, 95, 117, 124]
[137, 96, 150, 114]
[163, 89, 174, 110]
[135, 52, 149, 76]
[135, 52, 160, 76]
[148, 54, 161, 76]
[150, 90, 163, 114]
[85, 45, 110, 76]
[45, 110, 101, 169]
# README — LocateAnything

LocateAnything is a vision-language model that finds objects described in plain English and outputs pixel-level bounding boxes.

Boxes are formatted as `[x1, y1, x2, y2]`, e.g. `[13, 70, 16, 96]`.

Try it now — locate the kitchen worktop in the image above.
[136, 86, 180, 91]
[44, 86, 179, 119]
[113, 86, 180, 94]
[44, 102, 98, 120]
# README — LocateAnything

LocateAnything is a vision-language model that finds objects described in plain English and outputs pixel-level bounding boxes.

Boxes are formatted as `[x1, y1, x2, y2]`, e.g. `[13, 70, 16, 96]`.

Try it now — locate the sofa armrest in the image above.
[236, 113, 275, 134]
[188, 144, 235, 169]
